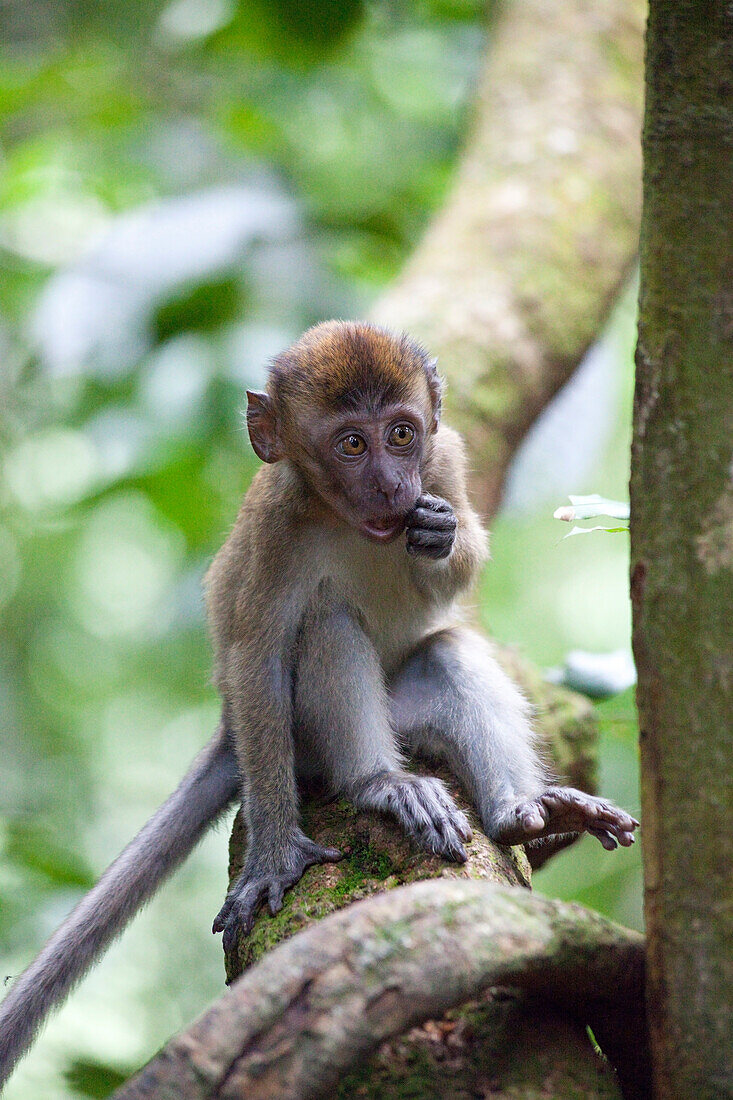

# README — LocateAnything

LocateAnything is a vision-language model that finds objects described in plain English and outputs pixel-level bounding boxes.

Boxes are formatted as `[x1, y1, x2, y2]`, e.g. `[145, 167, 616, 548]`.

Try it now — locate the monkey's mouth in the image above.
[361, 515, 406, 543]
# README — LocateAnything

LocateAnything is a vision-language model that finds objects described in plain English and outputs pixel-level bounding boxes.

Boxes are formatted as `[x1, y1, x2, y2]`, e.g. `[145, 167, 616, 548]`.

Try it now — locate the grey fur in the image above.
[390, 627, 548, 834]
[0, 723, 239, 1086]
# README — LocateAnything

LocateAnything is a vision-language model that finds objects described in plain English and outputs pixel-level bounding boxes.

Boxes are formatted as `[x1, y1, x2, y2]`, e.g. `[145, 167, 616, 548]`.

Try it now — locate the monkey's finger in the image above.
[595, 802, 640, 831]
[454, 814, 473, 843]
[268, 880, 286, 916]
[212, 897, 235, 934]
[587, 826, 618, 851]
[407, 507, 457, 532]
[409, 779, 470, 861]
[407, 523, 455, 544]
[426, 785, 474, 842]
[320, 845, 344, 861]
[435, 823, 468, 863]
[544, 789, 639, 834]
[416, 816, 467, 863]
[302, 842, 343, 866]
[415, 493, 452, 514]
[406, 531, 453, 558]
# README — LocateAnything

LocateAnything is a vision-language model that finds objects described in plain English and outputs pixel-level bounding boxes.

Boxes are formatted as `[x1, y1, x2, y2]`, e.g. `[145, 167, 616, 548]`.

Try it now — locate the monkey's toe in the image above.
[214, 835, 343, 951]
[493, 787, 639, 849]
[402, 776, 471, 862]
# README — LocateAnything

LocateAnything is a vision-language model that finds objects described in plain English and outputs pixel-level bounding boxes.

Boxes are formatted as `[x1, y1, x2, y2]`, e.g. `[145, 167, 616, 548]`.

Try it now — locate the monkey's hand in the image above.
[406, 494, 457, 560]
[212, 831, 342, 954]
[494, 787, 639, 851]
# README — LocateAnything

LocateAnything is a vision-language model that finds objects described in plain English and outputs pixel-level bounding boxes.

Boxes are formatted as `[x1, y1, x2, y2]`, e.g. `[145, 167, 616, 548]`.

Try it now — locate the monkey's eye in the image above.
[337, 433, 367, 457]
[388, 424, 415, 448]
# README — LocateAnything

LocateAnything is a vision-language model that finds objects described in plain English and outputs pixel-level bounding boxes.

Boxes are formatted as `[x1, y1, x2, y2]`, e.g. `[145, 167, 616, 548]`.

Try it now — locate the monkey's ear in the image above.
[246, 390, 283, 463]
[426, 358, 443, 433]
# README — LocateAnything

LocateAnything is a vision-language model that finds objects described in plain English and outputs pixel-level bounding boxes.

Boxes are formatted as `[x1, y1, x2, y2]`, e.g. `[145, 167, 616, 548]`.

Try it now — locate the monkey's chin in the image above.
[360, 517, 405, 543]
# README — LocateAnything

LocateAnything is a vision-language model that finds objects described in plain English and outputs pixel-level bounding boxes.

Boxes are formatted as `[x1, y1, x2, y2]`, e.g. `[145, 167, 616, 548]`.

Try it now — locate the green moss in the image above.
[338, 1043, 436, 1099]
[333, 838, 395, 899]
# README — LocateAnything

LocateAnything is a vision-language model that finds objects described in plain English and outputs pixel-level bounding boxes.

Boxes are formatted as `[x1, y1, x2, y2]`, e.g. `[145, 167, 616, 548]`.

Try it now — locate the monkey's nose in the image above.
[377, 479, 402, 506]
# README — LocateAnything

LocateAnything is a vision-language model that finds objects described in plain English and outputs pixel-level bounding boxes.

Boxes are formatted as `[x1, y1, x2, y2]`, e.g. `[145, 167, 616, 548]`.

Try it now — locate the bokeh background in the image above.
[0, 2, 641, 1095]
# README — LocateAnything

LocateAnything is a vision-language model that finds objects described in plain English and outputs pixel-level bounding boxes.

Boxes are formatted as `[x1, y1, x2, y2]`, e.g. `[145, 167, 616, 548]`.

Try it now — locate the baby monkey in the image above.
[207, 321, 637, 951]
[0, 321, 637, 1084]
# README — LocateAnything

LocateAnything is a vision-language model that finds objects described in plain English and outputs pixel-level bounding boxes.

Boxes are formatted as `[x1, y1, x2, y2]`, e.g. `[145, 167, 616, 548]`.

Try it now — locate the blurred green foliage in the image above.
[0, 1, 640, 1096]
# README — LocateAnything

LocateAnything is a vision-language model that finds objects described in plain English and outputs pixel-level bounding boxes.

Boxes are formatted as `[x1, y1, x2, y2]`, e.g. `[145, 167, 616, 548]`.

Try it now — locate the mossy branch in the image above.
[111, 881, 649, 1100]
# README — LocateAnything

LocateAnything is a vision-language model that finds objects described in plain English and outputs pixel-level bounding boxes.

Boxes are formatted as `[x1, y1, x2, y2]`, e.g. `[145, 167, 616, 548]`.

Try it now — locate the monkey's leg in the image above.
[390, 628, 638, 851]
[294, 600, 472, 863]
[213, 686, 342, 954]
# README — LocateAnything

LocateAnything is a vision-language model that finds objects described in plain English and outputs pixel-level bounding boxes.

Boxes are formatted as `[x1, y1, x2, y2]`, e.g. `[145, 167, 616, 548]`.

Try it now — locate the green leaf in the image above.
[561, 525, 629, 539]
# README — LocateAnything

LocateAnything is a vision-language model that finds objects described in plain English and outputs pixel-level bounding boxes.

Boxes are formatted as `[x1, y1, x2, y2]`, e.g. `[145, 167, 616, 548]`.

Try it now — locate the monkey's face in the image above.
[306, 401, 427, 543]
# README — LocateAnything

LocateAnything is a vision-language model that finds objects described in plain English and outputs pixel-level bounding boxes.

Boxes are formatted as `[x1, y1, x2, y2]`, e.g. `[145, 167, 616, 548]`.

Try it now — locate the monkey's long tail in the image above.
[0, 721, 240, 1087]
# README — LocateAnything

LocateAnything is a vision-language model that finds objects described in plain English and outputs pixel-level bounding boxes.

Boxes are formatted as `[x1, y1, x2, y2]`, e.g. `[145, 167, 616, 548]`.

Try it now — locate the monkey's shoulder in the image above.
[205, 464, 306, 630]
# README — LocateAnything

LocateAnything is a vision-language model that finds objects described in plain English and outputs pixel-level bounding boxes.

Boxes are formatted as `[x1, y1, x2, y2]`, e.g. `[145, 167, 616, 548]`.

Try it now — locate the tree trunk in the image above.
[630, 4, 733, 1098]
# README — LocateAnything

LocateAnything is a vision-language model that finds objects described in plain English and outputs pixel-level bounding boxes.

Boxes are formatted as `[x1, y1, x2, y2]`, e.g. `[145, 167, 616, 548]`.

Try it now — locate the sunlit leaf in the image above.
[561, 525, 629, 539]
[554, 494, 630, 522]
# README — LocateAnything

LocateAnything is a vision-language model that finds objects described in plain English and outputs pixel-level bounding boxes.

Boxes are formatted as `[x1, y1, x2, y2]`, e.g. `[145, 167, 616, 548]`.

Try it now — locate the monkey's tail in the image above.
[0, 721, 240, 1087]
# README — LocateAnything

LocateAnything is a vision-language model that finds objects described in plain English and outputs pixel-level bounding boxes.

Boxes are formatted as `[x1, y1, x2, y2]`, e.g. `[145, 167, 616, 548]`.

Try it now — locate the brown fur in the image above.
[270, 320, 439, 416]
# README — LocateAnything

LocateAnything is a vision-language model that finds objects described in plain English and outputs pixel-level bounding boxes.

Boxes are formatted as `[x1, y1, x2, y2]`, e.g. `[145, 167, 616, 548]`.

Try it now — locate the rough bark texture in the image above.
[630, 4, 733, 1098]
[337, 990, 624, 1100]
[373, 0, 645, 516]
[112, 882, 647, 1100]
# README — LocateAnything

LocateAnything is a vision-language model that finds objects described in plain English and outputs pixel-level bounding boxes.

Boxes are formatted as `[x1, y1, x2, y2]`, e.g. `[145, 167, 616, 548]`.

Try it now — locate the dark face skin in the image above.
[309, 402, 426, 543]
[246, 387, 456, 559]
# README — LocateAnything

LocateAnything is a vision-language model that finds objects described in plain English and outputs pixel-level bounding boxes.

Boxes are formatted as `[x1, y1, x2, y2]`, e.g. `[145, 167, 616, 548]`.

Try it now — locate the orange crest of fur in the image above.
[269, 321, 441, 422]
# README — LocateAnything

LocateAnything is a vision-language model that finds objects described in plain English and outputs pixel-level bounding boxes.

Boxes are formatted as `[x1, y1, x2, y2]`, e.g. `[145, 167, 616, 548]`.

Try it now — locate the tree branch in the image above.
[112, 881, 648, 1100]
[373, 0, 645, 516]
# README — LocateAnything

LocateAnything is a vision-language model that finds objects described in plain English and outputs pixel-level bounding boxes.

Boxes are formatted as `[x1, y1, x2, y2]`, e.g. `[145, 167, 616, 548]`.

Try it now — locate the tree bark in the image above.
[112, 882, 647, 1100]
[373, 0, 645, 516]
[630, 3, 733, 1098]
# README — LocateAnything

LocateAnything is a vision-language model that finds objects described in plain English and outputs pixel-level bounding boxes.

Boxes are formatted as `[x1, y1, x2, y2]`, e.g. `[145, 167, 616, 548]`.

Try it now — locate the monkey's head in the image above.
[246, 321, 442, 543]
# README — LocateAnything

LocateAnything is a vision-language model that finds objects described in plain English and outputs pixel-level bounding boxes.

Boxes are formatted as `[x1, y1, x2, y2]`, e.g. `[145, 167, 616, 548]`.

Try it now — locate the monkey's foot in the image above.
[212, 833, 342, 954]
[354, 771, 473, 862]
[493, 787, 639, 851]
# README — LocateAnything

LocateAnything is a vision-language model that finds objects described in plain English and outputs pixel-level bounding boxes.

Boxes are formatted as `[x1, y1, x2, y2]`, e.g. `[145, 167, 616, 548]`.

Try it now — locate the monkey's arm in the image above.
[0, 721, 239, 1088]
[212, 645, 341, 955]
[405, 426, 489, 602]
